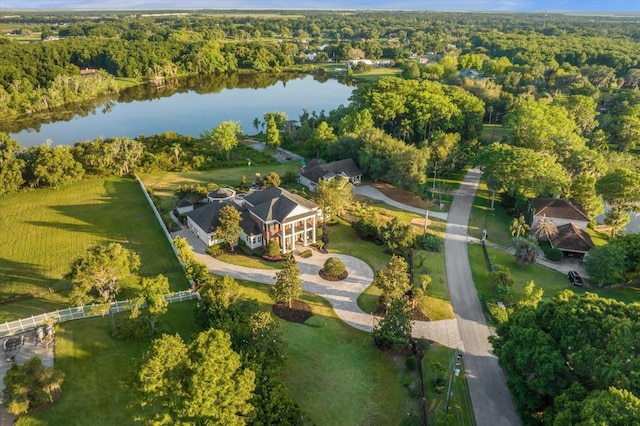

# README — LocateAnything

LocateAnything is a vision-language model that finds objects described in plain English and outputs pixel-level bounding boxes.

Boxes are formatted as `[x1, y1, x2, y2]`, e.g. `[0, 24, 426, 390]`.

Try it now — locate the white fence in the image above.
[135, 177, 184, 266]
[0, 290, 200, 338]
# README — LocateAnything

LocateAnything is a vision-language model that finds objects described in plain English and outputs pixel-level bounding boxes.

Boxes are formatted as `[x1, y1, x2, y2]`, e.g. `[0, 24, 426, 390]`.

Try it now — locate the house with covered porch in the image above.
[186, 186, 319, 254]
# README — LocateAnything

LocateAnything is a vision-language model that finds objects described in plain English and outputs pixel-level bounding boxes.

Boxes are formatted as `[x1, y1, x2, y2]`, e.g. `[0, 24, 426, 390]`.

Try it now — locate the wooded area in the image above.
[1, 10, 640, 423]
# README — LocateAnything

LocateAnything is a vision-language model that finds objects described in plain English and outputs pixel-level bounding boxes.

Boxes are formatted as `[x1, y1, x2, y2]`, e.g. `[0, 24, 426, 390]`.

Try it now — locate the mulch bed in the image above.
[318, 269, 349, 281]
[272, 299, 313, 324]
[366, 181, 432, 209]
[373, 302, 432, 322]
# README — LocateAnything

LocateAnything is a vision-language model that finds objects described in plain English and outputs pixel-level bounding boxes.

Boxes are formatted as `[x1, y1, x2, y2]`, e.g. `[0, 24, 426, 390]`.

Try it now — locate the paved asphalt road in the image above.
[445, 169, 521, 426]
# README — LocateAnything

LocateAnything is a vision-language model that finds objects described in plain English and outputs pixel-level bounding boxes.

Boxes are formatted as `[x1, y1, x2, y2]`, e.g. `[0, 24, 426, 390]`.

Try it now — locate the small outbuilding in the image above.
[175, 199, 194, 214]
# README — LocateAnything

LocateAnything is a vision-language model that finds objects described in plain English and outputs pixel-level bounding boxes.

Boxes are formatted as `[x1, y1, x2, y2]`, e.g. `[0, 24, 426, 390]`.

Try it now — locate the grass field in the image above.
[468, 181, 513, 247]
[0, 177, 189, 322]
[141, 162, 301, 209]
[235, 279, 420, 425]
[20, 301, 201, 426]
[468, 244, 579, 302]
[413, 250, 454, 321]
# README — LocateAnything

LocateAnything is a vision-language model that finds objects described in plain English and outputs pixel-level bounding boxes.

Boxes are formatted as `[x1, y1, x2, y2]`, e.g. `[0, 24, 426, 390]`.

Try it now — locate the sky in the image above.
[1, 1, 639, 13]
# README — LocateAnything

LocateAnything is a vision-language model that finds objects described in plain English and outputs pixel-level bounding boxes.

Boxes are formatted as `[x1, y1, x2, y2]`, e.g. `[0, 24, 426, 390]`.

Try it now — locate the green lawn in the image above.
[468, 181, 513, 247]
[423, 344, 474, 426]
[413, 250, 454, 321]
[481, 124, 509, 143]
[233, 279, 420, 425]
[469, 244, 573, 301]
[20, 301, 201, 426]
[140, 162, 301, 201]
[0, 177, 189, 322]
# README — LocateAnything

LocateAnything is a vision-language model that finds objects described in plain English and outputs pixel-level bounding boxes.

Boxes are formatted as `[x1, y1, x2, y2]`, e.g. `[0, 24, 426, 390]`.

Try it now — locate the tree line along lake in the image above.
[1, 73, 355, 148]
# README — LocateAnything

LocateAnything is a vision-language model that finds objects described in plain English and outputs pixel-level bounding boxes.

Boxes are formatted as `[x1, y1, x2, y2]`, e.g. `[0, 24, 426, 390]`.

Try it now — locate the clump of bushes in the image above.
[319, 257, 348, 281]
[263, 239, 283, 261]
[299, 249, 313, 258]
[353, 217, 382, 243]
[545, 247, 563, 261]
[405, 356, 418, 371]
[206, 243, 225, 257]
[421, 234, 443, 252]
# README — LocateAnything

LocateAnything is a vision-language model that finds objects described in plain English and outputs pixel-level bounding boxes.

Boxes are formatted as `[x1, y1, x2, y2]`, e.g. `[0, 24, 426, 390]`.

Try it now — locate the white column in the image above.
[303, 218, 308, 246]
[312, 214, 317, 243]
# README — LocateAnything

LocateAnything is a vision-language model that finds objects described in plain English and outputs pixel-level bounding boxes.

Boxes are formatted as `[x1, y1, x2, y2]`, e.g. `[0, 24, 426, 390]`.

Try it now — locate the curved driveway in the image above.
[174, 228, 462, 349]
[174, 171, 520, 425]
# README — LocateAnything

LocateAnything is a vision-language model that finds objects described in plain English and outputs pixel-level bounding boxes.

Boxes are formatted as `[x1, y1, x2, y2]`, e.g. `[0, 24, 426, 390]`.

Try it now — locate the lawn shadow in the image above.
[0, 257, 54, 297]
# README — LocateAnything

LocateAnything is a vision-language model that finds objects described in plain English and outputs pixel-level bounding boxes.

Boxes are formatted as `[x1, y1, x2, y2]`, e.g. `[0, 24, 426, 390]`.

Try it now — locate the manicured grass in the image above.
[423, 344, 474, 426]
[468, 181, 513, 247]
[234, 279, 419, 425]
[216, 252, 282, 270]
[322, 221, 390, 313]
[22, 301, 201, 426]
[481, 124, 509, 143]
[413, 250, 454, 321]
[140, 162, 301, 200]
[468, 244, 578, 301]
[585, 226, 610, 247]
[0, 177, 189, 322]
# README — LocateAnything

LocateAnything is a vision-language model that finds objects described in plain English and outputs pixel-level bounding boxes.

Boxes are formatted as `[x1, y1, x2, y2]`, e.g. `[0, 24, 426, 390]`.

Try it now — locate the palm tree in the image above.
[531, 214, 558, 241]
[513, 236, 541, 266]
[510, 215, 530, 238]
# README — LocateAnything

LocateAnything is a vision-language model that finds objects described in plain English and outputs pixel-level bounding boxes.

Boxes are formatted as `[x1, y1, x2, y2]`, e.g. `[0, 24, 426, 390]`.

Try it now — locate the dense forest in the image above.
[1, 10, 640, 423]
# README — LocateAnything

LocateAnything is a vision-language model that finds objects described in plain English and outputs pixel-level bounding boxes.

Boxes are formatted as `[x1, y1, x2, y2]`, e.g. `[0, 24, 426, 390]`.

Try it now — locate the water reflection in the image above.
[2, 72, 353, 147]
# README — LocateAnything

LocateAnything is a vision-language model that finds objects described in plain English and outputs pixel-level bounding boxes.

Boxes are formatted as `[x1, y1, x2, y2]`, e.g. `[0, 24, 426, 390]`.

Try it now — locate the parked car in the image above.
[567, 270, 583, 286]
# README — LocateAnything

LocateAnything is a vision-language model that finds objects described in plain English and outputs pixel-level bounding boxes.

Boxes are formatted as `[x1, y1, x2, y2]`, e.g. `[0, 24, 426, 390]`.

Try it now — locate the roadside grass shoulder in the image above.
[468, 181, 513, 247]
[413, 250, 454, 321]
[0, 177, 189, 322]
[423, 343, 474, 426]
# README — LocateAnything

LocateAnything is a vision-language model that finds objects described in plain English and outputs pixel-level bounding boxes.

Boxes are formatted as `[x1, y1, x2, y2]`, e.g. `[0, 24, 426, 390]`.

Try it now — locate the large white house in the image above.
[186, 186, 319, 253]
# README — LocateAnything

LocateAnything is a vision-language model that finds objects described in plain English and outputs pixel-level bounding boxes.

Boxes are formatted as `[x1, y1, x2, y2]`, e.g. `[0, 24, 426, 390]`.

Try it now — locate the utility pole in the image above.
[423, 209, 429, 237]
[432, 161, 438, 194]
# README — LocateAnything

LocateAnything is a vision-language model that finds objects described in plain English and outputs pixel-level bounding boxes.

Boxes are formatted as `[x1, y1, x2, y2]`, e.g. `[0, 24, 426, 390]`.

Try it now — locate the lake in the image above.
[4, 73, 354, 147]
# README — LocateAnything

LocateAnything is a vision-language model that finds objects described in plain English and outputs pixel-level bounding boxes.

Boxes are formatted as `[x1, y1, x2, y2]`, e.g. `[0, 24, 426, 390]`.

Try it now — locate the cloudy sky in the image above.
[2, 1, 639, 12]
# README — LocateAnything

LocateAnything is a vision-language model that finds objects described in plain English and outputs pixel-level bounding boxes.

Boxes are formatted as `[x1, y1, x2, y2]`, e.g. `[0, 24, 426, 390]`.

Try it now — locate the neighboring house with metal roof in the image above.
[186, 186, 319, 253]
[298, 158, 362, 192]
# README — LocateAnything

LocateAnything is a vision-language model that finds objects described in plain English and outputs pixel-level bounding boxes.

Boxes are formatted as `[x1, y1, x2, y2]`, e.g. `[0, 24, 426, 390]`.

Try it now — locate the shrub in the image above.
[486, 301, 509, 324]
[323, 257, 346, 276]
[206, 243, 225, 257]
[405, 356, 418, 371]
[421, 234, 444, 252]
[3, 357, 65, 416]
[545, 248, 563, 261]
[112, 317, 154, 342]
[266, 239, 282, 257]
[299, 249, 313, 258]
[353, 218, 380, 240]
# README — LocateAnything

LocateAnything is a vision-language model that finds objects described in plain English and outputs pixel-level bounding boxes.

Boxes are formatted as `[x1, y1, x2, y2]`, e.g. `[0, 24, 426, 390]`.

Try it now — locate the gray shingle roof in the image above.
[243, 186, 317, 223]
[300, 158, 361, 184]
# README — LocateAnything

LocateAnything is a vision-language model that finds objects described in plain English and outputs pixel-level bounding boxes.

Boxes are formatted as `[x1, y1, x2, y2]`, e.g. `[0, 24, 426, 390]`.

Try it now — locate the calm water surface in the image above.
[7, 74, 354, 147]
